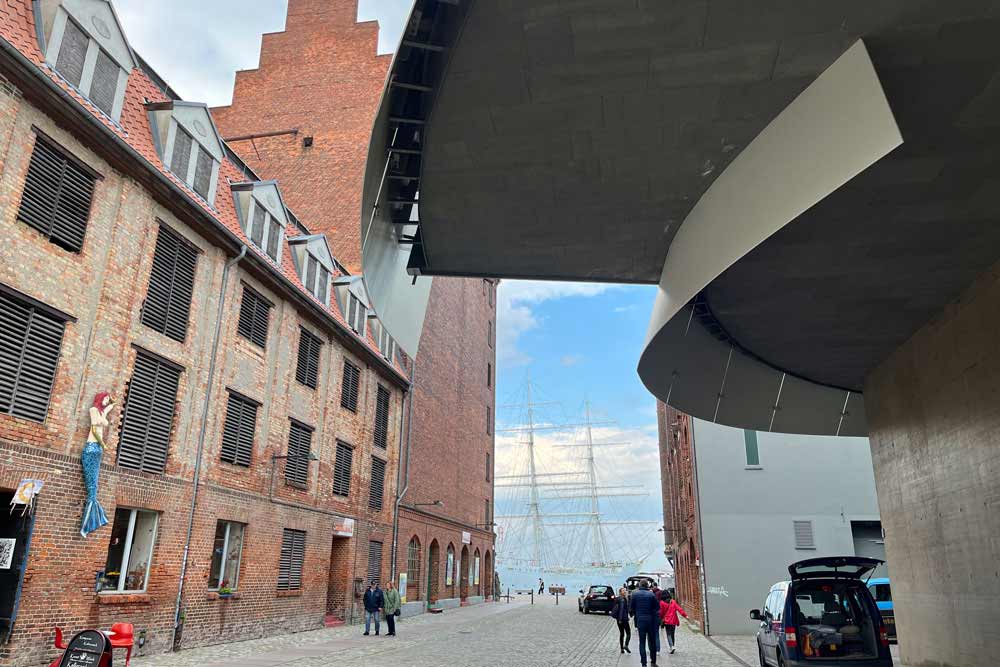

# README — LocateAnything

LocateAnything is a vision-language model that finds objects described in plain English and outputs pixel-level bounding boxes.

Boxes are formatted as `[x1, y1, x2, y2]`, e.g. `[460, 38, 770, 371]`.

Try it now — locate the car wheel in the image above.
[758, 641, 767, 667]
[584, 604, 590, 614]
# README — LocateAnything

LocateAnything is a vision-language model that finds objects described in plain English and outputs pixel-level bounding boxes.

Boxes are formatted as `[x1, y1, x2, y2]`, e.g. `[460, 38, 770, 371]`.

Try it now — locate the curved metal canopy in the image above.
[362, 0, 1000, 435]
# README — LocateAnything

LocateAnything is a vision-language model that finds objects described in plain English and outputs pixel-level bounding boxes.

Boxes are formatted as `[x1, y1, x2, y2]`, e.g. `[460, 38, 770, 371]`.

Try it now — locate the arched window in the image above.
[446, 544, 456, 593]
[407, 536, 421, 601]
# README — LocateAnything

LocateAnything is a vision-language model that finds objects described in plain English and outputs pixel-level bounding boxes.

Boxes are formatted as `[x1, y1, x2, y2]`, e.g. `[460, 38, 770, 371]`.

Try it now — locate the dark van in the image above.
[750, 557, 892, 666]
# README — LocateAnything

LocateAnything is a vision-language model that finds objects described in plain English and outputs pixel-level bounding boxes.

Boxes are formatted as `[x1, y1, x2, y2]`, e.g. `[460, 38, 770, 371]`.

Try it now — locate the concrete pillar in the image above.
[864, 261, 1000, 667]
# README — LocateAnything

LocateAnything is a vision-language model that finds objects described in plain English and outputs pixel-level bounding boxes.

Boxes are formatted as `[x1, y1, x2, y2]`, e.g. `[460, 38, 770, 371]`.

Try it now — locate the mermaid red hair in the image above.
[92, 392, 112, 410]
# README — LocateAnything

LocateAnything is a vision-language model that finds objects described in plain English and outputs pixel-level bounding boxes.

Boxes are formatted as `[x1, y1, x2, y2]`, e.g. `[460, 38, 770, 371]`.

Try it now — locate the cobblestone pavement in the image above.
[133, 598, 747, 667]
[710, 634, 907, 667]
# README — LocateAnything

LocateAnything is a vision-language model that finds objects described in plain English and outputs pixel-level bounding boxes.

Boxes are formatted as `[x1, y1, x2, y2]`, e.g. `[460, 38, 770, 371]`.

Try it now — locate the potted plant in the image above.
[218, 580, 233, 599]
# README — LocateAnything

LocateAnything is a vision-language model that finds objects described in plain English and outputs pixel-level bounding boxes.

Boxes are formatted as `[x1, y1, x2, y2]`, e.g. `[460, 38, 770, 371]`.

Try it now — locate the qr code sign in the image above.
[0, 538, 15, 569]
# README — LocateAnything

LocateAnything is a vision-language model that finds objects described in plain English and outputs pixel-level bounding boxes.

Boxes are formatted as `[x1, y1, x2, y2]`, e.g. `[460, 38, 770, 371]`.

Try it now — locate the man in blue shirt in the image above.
[629, 580, 660, 666]
[363, 581, 384, 636]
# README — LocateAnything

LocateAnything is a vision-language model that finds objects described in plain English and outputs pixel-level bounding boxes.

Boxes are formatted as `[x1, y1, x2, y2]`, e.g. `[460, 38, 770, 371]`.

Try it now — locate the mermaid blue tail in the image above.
[80, 441, 109, 537]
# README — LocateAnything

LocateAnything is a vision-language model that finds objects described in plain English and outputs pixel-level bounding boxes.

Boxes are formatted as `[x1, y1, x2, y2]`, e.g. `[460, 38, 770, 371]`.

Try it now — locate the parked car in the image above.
[867, 578, 895, 643]
[624, 575, 657, 592]
[749, 556, 893, 666]
[578, 585, 616, 614]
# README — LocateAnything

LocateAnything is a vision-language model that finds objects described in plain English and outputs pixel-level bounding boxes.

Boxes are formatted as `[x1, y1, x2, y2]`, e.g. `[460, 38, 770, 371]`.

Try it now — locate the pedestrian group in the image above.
[362, 580, 401, 637]
[611, 580, 687, 666]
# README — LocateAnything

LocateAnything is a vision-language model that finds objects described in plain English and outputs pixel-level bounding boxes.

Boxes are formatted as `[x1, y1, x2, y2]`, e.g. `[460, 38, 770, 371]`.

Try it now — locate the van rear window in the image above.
[793, 582, 878, 660]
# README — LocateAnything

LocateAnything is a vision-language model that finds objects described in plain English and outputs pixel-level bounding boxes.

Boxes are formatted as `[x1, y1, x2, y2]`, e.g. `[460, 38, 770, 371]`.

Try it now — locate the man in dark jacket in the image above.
[363, 581, 384, 636]
[629, 580, 659, 666]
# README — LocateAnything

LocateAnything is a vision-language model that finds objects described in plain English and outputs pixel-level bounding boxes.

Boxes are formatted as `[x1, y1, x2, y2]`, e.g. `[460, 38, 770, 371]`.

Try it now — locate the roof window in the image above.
[289, 235, 335, 307]
[231, 181, 288, 264]
[147, 101, 223, 206]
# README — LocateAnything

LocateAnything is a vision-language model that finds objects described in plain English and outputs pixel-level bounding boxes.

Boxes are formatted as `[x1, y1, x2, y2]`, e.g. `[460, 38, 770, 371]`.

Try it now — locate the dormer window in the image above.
[347, 295, 367, 335]
[41, 1, 137, 122]
[147, 102, 224, 206]
[374, 320, 396, 361]
[232, 181, 288, 264]
[333, 275, 372, 336]
[288, 234, 335, 308]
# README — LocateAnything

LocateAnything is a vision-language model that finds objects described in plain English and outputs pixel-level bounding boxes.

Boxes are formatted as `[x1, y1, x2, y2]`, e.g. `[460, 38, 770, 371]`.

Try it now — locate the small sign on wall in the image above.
[0, 538, 15, 569]
[399, 572, 407, 604]
[462, 531, 471, 544]
[332, 517, 355, 537]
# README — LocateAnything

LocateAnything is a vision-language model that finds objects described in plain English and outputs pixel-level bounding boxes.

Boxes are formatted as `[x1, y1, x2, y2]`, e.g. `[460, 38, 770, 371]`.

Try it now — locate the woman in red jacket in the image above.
[660, 593, 688, 654]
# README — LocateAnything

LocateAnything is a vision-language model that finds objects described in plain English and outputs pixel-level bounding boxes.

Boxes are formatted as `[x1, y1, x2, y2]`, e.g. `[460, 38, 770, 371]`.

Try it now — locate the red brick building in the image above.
[657, 401, 705, 630]
[0, 1, 427, 665]
[211, 0, 497, 610]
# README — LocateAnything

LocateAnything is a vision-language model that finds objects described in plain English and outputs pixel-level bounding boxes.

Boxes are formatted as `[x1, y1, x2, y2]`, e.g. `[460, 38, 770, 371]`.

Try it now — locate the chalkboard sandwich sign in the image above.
[59, 630, 111, 667]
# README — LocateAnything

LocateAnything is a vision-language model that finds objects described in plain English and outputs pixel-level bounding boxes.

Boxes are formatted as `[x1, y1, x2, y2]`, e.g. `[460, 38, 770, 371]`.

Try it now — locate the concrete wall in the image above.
[864, 259, 1000, 667]
[691, 420, 881, 635]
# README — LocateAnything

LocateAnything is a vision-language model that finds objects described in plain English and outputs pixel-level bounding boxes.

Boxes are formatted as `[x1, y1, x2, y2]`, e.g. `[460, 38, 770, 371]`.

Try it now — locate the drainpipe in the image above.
[171, 245, 246, 649]
[390, 359, 416, 582]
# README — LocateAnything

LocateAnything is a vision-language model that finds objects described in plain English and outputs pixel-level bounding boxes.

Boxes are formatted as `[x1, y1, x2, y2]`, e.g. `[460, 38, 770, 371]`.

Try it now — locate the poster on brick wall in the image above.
[0, 538, 14, 569]
[446, 550, 454, 586]
[399, 572, 407, 604]
[473, 556, 480, 586]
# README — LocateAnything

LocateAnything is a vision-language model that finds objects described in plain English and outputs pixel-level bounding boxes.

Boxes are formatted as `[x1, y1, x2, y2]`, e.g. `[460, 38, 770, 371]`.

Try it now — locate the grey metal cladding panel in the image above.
[654, 311, 729, 421]
[713, 349, 785, 433]
[838, 392, 868, 438]
[770, 374, 855, 437]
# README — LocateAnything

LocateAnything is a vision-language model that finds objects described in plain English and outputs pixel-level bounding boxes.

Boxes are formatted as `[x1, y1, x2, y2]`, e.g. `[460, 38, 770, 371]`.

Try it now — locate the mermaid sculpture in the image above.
[80, 392, 115, 537]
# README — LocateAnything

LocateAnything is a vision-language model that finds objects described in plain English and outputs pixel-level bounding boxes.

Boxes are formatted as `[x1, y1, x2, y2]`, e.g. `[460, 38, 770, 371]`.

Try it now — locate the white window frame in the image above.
[163, 119, 220, 206]
[45, 9, 129, 122]
[103, 508, 158, 594]
[209, 520, 245, 591]
[247, 199, 284, 264]
[347, 294, 366, 335]
[301, 250, 330, 304]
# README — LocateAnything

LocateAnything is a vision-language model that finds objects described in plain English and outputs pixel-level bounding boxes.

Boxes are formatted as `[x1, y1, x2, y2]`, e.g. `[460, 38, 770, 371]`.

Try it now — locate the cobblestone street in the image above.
[133, 598, 745, 667]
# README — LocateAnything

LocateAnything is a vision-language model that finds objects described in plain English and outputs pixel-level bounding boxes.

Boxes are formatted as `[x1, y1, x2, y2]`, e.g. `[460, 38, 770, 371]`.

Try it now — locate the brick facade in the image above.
[211, 0, 497, 607]
[657, 401, 704, 630]
[0, 1, 418, 664]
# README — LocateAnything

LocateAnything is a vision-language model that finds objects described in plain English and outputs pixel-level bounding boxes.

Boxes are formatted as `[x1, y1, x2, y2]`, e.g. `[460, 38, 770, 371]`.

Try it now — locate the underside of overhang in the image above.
[363, 0, 1000, 435]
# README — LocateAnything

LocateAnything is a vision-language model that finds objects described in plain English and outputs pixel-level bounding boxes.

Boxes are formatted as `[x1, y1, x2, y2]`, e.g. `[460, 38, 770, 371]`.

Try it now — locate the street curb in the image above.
[702, 635, 754, 667]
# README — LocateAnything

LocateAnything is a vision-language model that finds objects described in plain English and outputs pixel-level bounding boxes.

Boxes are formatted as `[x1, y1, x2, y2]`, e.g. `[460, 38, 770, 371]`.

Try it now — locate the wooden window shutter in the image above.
[170, 128, 193, 179]
[340, 360, 360, 412]
[236, 286, 271, 348]
[142, 225, 198, 342]
[89, 49, 118, 116]
[193, 150, 213, 200]
[295, 328, 321, 389]
[220, 391, 257, 467]
[332, 441, 353, 497]
[117, 350, 182, 474]
[265, 217, 281, 261]
[0, 291, 67, 423]
[367, 540, 383, 585]
[369, 456, 386, 511]
[373, 385, 389, 450]
[18, 136, 97, 253]
[284, 420, 313, 487]
[277, 528, 306, 590]
[55, 19, 88, 87]
[250, 204, 266, 247]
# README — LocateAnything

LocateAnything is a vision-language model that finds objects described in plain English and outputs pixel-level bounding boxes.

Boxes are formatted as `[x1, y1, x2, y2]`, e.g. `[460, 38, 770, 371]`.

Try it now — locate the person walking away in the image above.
[363, 581, 384, 635]
[629, 580, 659, 666]
[383, 580, 401, 636]
[611, 587, 631, 654]
[538, 578, 545, 594]
[662, 593, 688, 654]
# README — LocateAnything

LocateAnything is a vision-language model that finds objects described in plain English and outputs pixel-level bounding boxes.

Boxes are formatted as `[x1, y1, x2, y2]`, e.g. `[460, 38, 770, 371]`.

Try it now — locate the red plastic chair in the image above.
[108, 623, 134, 667]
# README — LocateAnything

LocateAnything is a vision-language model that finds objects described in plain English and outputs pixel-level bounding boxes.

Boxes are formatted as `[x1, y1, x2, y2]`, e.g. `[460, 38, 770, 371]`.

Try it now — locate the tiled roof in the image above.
[0, 0, 407, 382]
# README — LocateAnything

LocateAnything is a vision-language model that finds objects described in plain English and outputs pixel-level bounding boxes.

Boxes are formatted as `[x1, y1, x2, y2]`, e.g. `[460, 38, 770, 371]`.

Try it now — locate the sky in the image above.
[112, 0, 668, 574]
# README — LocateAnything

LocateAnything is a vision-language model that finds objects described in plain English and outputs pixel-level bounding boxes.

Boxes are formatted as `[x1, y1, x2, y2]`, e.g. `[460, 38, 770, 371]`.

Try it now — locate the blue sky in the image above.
[112, 0, 669, 573]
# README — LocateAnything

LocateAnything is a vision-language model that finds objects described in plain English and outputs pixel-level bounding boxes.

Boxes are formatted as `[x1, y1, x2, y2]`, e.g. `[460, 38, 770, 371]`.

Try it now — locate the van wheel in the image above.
[776, 651, 784, 667]
[757, 642, 767, 667]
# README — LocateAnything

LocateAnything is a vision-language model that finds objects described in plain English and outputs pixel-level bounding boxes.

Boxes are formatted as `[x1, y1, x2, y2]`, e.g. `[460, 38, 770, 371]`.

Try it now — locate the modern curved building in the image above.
[362, 2, 1000, 664]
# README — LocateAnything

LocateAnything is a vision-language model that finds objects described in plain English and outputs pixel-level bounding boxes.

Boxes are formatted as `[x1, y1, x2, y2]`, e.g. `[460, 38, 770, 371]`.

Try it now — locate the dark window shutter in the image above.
[170, 128, 193, 179]
[236, 286, 270, 349]
[367, 540, 383, 585]
[55, 19, 88, 87]
[305, 254, 317, 295]
[0, 292, 66, 422]
[250, 204, 266, 247]
[369, 456, 385, 511]
[284, 420, 313, 487]
[117, 350, 181, 474]
[374, 385, 390, 450]
[18, 136, 97, 253]
[90, 49, 118, 116]
[316, 267, 329, 305]
[278, 528, 306, 590]
[220, 392, 257, 466]
[265, 217, 281, 261]
[340, 360, 360, 412]
[193, 150, 214, 200]
[333, 441, 353, 496]
[295, 328, 321, 389]
[142, 224, 198, 343]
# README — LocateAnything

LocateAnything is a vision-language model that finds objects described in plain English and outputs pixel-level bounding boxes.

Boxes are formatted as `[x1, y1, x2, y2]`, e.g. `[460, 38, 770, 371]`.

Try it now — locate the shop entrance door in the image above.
[0, 490, 37, 642]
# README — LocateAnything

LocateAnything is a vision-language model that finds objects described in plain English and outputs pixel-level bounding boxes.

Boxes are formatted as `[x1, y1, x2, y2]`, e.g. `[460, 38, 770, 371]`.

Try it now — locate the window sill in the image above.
[744, 465, 763, 470]
[207, 592, 242, 601]
[96, 593, 151, 605]
[276, 589, 302, 598]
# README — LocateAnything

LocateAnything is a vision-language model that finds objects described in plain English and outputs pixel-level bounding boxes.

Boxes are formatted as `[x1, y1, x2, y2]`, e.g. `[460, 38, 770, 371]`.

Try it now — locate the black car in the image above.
[578, 585, 616, 614]
[750, 557, 893, 667]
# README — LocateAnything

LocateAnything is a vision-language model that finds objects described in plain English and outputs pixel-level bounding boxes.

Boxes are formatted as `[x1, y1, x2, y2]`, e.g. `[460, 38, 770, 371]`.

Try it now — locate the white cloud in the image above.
[560, 354, 583, 367]
[612, 304, 638, 313]
[497, 281, 623, 366]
